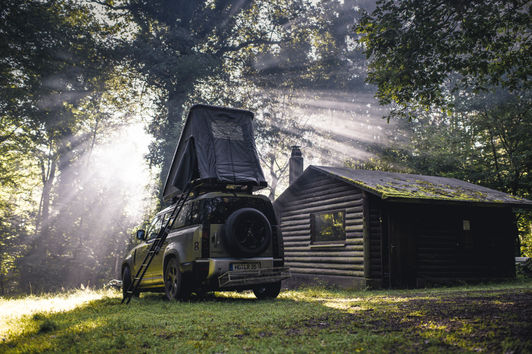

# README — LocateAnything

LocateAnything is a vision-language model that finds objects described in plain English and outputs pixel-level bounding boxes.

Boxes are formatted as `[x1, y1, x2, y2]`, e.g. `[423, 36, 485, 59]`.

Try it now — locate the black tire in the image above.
[223, 208, 272, 257]
[253, 281, 281, 300]
[122, 266, 132, 299]
[122, 266, 140, 299]
[164, 257, 182, 301]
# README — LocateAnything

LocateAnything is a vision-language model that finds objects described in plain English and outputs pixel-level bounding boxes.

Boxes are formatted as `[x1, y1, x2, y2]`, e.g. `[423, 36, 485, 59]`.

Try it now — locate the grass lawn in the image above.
[1, 280, 531, 353]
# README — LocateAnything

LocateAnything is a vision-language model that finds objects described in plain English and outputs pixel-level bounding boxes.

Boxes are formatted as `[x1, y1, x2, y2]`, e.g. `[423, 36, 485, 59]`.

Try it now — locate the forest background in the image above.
[1, 0, 530, 294]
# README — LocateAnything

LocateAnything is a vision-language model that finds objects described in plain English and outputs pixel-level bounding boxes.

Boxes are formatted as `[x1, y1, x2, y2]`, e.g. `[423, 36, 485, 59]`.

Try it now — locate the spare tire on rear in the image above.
[222, 208, 272, 257]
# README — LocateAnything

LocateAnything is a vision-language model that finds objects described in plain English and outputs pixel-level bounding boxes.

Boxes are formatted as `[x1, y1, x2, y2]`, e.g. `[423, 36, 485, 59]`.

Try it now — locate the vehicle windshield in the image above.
[147, 216, 162, 240]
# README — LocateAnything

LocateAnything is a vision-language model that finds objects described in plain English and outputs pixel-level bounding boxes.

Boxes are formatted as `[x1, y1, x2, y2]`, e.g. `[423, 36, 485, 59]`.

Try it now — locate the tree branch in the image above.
[88, 0, 130, 11]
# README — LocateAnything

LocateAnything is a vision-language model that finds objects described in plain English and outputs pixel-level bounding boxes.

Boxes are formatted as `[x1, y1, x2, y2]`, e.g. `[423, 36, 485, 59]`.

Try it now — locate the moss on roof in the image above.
[311, 166, 532, 206]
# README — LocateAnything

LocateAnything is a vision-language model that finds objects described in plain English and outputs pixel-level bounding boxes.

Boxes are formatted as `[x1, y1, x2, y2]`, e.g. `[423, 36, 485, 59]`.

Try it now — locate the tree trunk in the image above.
[167, 90, 187, 126]
[0, 273, 4, 296]
[115, 254, 121, 279]
[268, 156, 278, 201]
[156, 89, 187, 198]
[39, 157, 57, 254]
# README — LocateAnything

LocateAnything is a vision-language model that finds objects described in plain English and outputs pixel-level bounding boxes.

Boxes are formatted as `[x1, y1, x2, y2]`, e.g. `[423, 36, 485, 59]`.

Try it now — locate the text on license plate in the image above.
[230, 262, 261, 271]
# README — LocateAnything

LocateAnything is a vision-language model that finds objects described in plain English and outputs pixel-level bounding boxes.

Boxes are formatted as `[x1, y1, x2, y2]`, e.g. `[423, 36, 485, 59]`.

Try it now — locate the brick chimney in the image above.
[289, 146, 303, 185]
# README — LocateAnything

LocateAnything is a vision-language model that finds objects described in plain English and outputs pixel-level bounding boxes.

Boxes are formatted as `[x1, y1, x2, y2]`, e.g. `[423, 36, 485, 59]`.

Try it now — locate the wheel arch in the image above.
[163, 242, 188, 271]
[163, 250, 181, 275]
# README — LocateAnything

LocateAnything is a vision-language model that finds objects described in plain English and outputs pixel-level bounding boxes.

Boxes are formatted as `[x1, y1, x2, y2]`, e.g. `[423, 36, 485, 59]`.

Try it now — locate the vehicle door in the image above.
[134, 215, 163, 287]
[148, 211, 171, 285]
[167, 201, 201, 263]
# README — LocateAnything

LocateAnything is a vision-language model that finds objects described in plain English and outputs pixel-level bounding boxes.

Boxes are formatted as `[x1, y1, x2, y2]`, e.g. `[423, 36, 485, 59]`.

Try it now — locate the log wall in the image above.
[277, 171, 366, 278]
[367, 196, 384, 283]
[414, 206, 515, 280]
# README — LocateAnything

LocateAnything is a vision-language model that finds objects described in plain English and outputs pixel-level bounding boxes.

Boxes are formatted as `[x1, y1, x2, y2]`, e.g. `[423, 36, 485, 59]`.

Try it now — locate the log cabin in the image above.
[274, 147, 532, 289]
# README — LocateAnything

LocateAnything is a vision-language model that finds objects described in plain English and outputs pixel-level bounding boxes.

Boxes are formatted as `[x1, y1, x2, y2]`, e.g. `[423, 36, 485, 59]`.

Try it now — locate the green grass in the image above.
[1, 280, 531, 353]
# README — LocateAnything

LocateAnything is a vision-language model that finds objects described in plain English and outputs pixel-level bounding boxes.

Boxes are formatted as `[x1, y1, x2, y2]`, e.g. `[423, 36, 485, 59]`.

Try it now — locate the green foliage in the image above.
[517, 211, 532, 257]
[356, 0, 531, 118]
[0, 0, 153, 293]
[516, 257, 532, 277]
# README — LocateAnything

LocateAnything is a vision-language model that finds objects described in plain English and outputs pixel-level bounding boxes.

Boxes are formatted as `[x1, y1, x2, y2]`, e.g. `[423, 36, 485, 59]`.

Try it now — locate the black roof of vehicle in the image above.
[163, 104, 267, 202]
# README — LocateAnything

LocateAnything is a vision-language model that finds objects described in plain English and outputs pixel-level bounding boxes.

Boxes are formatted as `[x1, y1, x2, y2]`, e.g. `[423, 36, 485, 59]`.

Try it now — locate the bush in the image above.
[516, 258, 532, 278]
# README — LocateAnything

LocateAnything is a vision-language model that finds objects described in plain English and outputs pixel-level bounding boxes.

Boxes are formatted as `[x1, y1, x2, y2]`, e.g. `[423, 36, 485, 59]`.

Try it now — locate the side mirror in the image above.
[136, 229, 146, 240]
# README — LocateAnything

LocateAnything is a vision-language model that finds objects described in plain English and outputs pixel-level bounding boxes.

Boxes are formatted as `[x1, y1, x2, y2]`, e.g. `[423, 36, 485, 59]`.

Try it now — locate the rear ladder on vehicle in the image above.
[122, 186, 191, 304]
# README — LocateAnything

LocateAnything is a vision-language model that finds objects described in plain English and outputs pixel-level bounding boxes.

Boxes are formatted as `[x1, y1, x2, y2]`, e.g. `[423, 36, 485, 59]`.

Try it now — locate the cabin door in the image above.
[388, 207, 417, 288]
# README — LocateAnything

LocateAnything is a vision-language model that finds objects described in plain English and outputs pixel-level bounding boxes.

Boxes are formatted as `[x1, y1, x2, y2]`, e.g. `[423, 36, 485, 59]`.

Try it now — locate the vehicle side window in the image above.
[147, 216, 163, 240]
[171, 201, 201, 229]
[187, 201, 201, 226]
[172, 203, 191, 229]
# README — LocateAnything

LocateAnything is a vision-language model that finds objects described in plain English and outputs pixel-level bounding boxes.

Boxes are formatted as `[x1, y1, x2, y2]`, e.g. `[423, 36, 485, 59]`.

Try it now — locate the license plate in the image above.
[230, 262, 261, 271]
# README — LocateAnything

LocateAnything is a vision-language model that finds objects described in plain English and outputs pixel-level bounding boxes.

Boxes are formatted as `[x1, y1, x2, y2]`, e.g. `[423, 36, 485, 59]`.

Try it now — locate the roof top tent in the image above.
[162, 104, 267, 202]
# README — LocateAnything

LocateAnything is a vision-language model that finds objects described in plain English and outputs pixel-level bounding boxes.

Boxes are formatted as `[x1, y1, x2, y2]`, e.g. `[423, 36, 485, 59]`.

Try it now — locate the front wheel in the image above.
[122, 266, 131, 299]
[253, 281, 281, 300]
[164, 258, 182, 301]
[122, 266, 139, 299]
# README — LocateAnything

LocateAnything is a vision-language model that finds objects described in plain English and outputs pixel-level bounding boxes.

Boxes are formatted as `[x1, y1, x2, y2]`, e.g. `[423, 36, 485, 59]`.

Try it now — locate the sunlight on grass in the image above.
[213, 291, 256, 300]
[0, 288, 119, 340]
[0, 281, 530, 352]
[420, 321, 448, 331]
[279, 288, 415, 314]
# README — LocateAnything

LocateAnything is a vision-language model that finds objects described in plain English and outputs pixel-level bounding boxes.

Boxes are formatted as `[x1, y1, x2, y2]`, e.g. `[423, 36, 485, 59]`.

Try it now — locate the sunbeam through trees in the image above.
[0, 0, 530, 295]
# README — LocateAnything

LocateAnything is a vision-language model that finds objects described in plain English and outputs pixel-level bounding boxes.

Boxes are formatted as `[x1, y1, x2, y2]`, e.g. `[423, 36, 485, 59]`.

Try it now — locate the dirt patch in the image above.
[288, 289, 532, 352]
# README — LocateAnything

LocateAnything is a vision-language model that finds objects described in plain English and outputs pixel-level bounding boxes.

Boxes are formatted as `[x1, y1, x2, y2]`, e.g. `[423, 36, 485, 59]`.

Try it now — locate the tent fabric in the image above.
[172, 138, 198, 193]
[163, 104, 267, 201]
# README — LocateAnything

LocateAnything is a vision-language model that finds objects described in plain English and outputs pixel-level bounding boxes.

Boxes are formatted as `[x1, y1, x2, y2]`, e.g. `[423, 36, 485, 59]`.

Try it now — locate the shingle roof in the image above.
[306, 166, 532, 207]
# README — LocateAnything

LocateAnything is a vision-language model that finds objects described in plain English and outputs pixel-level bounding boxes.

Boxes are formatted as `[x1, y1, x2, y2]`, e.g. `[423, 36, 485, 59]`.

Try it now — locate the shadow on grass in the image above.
[1, 282, 532, 353]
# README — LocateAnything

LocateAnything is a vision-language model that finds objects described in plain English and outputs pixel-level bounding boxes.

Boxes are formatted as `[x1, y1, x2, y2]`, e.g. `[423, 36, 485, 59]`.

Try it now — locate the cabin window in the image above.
[311, 210, 346, 243]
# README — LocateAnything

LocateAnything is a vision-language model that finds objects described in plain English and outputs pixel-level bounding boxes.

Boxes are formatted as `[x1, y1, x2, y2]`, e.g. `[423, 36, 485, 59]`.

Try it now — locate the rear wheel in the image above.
[253, 281, 281, 300]
[164, 258, 182, 301]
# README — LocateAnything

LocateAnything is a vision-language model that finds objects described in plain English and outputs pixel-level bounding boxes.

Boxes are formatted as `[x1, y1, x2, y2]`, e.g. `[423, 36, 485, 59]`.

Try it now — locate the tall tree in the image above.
[186, 0, 373, 197]
[97, 0, 373, 199]
[1, 0, 146, 291]
[95, 0, 285, 194]
[356, 0, 531, 118]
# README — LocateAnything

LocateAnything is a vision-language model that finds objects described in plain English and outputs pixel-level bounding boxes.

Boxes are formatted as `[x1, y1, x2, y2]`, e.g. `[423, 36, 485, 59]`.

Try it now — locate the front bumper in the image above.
[218, 267, 291, 288]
